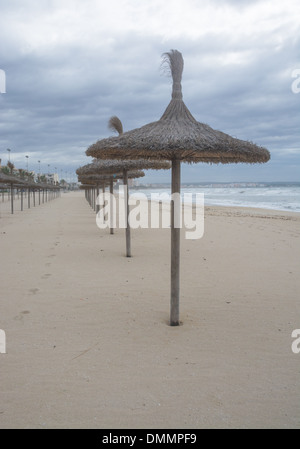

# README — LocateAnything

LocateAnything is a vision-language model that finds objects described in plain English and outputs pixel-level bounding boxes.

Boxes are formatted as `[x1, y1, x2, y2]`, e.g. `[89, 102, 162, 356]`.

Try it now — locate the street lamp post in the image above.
[25, 156, 30, 208]
[37, 160, 41, 205]
[7, 148, 13, 212]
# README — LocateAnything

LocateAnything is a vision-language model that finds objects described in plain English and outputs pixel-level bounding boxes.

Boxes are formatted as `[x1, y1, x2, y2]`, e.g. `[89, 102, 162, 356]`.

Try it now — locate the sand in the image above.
[0, 190, 299, 429]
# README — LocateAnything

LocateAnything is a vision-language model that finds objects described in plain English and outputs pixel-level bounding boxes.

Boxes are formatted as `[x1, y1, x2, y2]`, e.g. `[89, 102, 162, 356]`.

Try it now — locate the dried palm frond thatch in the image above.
[79, 117, 170, 253]
[0, 172, 28, 185]
[76, 158, 170, 176]
[86, 51, 270, 164]
[78, 170, 145, 184]
[108, 116, 123, 135]
[78, 164, 146, 238]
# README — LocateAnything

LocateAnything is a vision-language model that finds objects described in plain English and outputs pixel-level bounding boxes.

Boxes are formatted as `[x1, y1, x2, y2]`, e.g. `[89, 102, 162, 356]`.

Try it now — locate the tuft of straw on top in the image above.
[108, 116, 123, 136]
[161, 49, 184, 100]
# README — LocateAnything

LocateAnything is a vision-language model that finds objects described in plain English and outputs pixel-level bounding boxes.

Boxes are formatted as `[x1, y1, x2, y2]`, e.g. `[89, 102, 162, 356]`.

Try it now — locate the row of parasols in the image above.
[0, 172, 60, 214]
[77, 49, 270, 326]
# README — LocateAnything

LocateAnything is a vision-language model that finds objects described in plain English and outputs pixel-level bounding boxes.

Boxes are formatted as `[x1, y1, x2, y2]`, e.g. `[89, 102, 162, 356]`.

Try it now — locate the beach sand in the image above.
[0, 191, 299, 429]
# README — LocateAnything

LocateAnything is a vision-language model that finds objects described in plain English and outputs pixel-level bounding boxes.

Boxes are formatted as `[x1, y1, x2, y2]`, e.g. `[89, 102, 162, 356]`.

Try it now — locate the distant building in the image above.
[46, 173, 59, 185]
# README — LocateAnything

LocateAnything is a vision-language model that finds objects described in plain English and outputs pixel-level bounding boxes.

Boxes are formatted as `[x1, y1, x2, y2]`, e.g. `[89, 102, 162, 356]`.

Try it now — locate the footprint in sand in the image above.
[29, 288, 39, 295]
[14, 311, 30, 322]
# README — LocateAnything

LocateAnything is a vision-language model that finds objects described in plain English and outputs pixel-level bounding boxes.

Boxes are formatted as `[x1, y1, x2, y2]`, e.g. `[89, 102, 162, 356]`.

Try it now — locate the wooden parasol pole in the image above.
[170, 158, 181, 326]
[110, 176, 114, 234]
[10, 184, 14, 214]
[96, 185, 100, 214]
[123, 168, 131, 257]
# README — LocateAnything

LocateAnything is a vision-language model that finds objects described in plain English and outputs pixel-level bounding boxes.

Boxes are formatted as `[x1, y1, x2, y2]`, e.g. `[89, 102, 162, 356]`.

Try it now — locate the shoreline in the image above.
[129, 184, 300, 215]
[117, 190, 300, 219]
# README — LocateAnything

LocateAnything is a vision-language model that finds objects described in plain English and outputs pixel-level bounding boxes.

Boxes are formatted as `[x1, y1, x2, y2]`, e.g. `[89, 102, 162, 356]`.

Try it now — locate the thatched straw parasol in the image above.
[0, 173, 16, 214]
[78, 176, 110, 212]
[78, 171, 145, 212]
[0, 173, 24, 184]
[83, 122, 171, 256]
[86, 50, 270, 325]
[0, 172, 60, 213]
[0, 172, 29, 214]
[77, 163, 146, 239]
[81, 170, 144, 215]
[77, 171, 145, 182]
[77, 157, 170, 176]
[79, 183, 95, 189]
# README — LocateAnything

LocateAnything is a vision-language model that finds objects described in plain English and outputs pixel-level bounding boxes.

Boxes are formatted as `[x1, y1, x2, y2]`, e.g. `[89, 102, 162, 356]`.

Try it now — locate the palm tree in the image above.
[7, 161, 15, 174]
[18, 169, 26, 179]
[1, 166, 10, 175]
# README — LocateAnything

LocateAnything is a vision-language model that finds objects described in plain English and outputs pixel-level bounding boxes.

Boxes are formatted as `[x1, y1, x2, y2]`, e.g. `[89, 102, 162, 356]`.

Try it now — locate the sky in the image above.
[0, 0, 299, 183]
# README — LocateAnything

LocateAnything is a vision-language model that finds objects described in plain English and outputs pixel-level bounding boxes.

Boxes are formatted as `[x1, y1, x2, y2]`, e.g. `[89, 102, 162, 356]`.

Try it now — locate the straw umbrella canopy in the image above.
[77, 157, 170, 176]
[78, 170, 145, 216]
[0, 172, 29, 186]
[86, 49, 270, 326]
[77, 165, 146, 240]
[79, 183, 95, 190]
[0, 173, 49, 211]
[78, 160, 153, 254]
[82, 129, 171, 256]
[87, 52, 270, 164]
[77, 171, 145, 207]
[0, 172, 29, 214]
[77, 171, 145, 184]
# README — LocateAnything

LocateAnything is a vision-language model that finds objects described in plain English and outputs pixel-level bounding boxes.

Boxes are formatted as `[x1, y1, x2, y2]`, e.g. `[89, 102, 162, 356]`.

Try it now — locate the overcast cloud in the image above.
[0, 0, 299, 183]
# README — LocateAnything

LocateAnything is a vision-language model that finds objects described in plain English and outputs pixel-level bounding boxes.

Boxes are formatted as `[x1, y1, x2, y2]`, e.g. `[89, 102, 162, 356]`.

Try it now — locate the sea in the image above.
[130, 182, 300, 213]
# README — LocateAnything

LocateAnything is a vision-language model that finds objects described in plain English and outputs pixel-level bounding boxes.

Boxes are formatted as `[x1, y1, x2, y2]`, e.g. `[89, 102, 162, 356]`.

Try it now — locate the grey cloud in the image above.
[0, 2, 299, 182]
